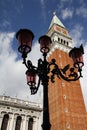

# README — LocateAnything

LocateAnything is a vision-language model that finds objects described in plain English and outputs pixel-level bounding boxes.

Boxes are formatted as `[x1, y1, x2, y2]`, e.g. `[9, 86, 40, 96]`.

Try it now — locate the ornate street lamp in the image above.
[16, 29, 84, 130]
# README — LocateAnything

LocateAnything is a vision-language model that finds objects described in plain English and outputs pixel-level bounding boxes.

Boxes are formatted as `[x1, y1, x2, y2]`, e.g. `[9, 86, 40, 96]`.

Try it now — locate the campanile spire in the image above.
[47, 13, 72, 57]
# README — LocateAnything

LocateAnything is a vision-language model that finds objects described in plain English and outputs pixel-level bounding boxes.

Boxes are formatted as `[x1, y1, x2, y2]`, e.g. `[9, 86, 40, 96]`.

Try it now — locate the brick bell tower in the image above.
[47, 12, 87, 130]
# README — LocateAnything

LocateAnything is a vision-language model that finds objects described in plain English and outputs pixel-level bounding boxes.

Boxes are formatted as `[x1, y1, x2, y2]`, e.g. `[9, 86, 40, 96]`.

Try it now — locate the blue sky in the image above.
[0, 0, 87, 41]
[0, 0, 87, 108]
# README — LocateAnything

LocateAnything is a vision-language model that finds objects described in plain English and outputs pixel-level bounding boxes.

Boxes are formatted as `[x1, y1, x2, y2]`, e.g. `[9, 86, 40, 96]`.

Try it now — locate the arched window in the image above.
[67, 42, 69, 46]
[64, 40, 66, 44]
[28, 118, 33, 130]
[15, 116, 22, 130]
[1, 114, 9, 130]
[58, 37, 60, 42]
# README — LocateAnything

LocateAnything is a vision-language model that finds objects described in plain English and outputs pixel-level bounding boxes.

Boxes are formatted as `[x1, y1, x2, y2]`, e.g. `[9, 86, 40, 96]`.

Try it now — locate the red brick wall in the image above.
[48, 49, 87, 130]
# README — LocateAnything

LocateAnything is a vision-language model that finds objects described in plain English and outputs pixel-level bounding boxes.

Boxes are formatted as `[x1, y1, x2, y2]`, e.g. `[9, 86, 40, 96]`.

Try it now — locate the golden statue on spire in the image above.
[53, 11, 56, 16]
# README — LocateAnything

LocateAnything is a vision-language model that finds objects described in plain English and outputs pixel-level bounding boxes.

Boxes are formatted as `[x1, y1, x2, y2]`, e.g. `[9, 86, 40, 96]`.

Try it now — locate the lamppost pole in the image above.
[16, 28, 84, 130]
[41, 53, 51, 130]
[42, 78, 51, 130]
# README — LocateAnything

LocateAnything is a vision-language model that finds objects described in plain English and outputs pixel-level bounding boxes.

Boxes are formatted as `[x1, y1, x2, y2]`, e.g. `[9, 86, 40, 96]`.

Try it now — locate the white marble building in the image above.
[0, 95, 42, 130]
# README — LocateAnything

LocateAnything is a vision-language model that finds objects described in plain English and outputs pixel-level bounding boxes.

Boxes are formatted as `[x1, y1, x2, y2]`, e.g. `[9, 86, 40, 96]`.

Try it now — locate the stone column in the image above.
[26, 116, 30, 130]
[33, 117, 40, 130]
[12, 114, 18, 130]
[7, 113, 15, 130]
[37, 115, 42, 130]
[34, 115, 42, 130]
[21, 115, 28, 130]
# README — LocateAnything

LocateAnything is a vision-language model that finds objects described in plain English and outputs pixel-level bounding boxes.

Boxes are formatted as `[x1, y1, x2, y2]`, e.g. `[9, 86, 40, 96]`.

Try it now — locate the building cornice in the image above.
[0, 96, 42, 112]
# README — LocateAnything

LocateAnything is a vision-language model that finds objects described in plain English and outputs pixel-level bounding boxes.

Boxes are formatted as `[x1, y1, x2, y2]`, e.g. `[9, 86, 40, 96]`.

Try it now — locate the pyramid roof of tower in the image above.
[49, 12, 65, 29]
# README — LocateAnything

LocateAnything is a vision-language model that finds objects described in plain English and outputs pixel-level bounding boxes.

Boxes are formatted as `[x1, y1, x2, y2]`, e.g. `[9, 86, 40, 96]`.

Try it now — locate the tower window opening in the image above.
[66, 122, 70, 129]
[67, 42, 69, 46]
[58, 37, 60, 42]
[64, 107, 68, 112]
[64, 40, 66, 44]
[63, 95, 66, 99]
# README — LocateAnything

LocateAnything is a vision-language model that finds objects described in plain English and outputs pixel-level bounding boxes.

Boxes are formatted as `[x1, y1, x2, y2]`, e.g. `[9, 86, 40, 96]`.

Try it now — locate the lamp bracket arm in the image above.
[23, 60, 37, 74]
[48, 59, 81, 82]
[37, 58, 48, 74]
[47, 58, 61, 82]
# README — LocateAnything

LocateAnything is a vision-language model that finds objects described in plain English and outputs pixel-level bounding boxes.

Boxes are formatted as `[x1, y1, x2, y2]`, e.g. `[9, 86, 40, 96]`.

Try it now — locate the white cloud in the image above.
[0, 32, 25, 96]
[61, 0, 72, 2]
[76, 6, 87, 18]
[80, 43, 87, 110]
[0, 20, 11, 30]
[27, 41, 42, 66]
[40, 0, 46, 23]
[69, 24, 84, 47]
[61, 8, 73, 20]
[0, 32, 43, 103]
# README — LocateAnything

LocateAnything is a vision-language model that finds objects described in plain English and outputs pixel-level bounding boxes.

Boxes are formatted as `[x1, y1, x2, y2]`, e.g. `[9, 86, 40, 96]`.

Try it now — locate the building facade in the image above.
[47, 13, 87, 130]
[0, 95, 42, 130]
